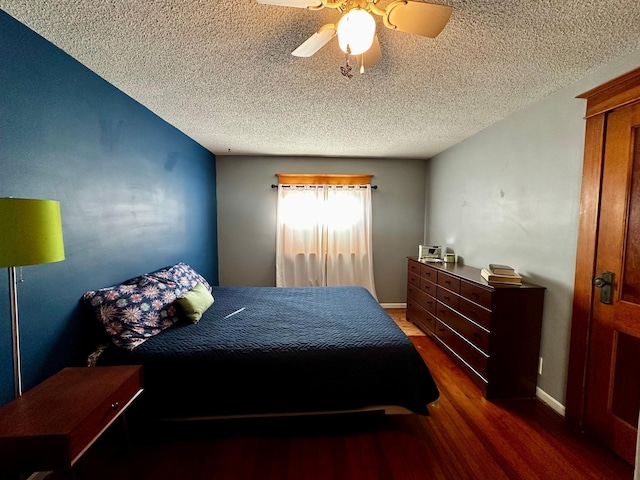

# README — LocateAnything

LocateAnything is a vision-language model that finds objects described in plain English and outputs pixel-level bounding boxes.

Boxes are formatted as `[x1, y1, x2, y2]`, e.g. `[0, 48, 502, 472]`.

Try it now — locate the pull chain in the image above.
[340, 45, 353, 79]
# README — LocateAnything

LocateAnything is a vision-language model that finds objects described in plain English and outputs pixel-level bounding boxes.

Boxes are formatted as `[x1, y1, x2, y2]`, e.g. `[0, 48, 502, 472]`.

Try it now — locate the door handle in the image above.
[593, 271, 614, 304]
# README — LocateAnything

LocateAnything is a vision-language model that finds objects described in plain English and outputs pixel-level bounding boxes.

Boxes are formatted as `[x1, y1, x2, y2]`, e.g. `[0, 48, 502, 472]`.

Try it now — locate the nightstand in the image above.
[0, 365, 143, 478]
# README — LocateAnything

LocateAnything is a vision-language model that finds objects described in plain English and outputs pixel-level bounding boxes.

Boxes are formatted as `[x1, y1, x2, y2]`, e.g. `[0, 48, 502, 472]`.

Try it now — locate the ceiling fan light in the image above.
[337, 8, 375, 56]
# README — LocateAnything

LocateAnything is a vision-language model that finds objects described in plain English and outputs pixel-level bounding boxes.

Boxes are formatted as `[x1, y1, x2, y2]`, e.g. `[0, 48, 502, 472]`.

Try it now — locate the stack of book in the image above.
[481, 264, 522, 285]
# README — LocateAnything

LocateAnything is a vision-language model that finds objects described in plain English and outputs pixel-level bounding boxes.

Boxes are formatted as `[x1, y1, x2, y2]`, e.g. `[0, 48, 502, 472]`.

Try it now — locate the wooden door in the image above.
[582, 100, 640, 464]
[566, 68, 640, 466]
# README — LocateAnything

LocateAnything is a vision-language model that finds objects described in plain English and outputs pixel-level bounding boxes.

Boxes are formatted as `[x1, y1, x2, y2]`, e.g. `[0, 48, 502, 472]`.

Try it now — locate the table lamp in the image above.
[0, 198, 65, 397]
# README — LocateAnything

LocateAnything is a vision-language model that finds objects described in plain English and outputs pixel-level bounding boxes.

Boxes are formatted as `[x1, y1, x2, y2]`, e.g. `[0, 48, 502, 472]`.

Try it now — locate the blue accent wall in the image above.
[0, 11, 218, 405]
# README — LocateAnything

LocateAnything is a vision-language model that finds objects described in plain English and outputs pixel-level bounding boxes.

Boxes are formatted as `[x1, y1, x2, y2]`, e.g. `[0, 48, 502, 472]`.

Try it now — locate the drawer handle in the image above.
[111, 402, 120, 411]
[444, 296, 450, 301]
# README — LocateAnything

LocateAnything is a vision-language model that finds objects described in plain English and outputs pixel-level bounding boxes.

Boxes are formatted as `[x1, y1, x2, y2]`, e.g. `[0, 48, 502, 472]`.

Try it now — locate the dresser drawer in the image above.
[407, 300, 436, 334]
[438, 271, 460, 293]
[68, 368, 143, 464]
[420, 277, 437, 297]
[407, 281, 420, 302]
[435, 320, 489, 379]
[408, 283, 436, 314]
[437, 286, 459, 310]
[420, 264, 437, 283]
[437, 303, 490, 354]
[408, 259, 421, 275]
[408, 271, 421, 288]
[459, 297, 492, 331]
[460, 280, 492, 309]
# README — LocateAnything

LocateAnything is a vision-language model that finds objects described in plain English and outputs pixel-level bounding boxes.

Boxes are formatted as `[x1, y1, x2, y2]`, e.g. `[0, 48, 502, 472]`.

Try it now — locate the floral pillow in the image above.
[82, 263, 211, 350]
[148, 262, 212, 294]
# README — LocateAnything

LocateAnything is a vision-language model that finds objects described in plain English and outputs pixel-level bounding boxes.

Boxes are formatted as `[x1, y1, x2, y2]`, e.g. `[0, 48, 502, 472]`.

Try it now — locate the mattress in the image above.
[95, 286, 439, 419]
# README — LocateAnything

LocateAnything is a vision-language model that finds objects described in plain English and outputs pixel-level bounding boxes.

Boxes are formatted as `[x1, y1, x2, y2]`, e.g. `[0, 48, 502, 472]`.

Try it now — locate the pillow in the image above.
[82, 262, 212, 349]
[148, 262, 212, 295]
[82, 274, 182, 350]
[177, 282, 214, 323]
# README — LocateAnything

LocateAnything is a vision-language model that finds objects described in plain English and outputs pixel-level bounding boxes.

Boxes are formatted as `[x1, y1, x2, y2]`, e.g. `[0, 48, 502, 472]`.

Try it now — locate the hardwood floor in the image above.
[386, 308, 426, 337]
[69, 316, 633, 480]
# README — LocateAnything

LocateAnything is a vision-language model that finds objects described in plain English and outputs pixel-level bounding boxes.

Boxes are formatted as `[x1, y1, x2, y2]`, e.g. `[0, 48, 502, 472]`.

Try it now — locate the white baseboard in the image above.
[381, 302, 407, 309]
[536, 387, 566, 417]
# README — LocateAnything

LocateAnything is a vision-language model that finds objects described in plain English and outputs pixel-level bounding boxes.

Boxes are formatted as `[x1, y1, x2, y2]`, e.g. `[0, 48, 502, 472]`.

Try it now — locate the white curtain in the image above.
[276, 184, 377, 299]
[276, 185, 326, 288]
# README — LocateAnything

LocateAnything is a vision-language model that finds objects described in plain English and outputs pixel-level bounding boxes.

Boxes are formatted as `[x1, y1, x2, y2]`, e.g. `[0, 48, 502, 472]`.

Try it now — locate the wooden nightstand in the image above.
[0, 365, 143, 478]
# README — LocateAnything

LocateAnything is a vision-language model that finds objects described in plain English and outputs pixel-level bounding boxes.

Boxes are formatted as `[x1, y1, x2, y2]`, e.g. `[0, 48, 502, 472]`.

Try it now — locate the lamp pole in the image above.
[9, 266, 22, 397]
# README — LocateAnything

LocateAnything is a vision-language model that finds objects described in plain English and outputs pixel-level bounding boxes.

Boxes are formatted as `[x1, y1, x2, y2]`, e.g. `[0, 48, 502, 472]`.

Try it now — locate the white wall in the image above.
[426, 48, 640, 405]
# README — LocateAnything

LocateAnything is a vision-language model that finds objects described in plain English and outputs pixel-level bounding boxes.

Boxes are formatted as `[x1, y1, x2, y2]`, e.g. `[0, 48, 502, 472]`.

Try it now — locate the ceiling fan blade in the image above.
[291, 24, 337, 57]
[362, 35, 382, 69]
[257, 0, 322, 8]
[384, 1, 452, 38]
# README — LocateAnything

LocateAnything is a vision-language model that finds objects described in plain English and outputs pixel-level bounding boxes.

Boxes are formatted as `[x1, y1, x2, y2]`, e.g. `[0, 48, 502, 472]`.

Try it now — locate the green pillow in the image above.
[177, 282, 214, 323]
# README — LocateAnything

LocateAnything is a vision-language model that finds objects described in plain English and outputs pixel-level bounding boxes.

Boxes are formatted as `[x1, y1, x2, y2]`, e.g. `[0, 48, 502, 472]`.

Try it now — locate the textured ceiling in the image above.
[3, 1, 640, 159]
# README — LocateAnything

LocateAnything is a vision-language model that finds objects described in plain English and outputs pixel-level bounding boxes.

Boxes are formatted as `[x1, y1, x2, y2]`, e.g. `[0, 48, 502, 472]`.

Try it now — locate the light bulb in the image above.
[337, 8, 375, 56]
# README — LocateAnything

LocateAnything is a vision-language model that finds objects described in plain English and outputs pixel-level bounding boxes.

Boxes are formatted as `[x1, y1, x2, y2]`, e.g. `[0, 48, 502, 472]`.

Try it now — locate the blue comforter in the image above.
[96, 286, 439, 418]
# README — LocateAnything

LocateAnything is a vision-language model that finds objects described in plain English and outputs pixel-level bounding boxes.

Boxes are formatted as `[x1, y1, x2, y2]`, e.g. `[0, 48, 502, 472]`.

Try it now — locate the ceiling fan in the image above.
[257, 0, 452, 77]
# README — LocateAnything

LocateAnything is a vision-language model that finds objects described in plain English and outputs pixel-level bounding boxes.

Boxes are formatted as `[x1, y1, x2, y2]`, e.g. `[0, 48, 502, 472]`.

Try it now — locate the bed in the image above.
[83, 264, 439, 420]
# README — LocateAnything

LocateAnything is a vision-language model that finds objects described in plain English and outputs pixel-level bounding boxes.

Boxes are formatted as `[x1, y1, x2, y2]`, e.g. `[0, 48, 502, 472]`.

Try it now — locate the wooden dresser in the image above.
[406, 257, 545, 399]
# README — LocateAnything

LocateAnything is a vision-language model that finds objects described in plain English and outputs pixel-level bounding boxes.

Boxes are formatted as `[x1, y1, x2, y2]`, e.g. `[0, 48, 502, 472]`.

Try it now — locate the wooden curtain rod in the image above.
[273, 173, 376, 189]
[271, 184, 378, 189]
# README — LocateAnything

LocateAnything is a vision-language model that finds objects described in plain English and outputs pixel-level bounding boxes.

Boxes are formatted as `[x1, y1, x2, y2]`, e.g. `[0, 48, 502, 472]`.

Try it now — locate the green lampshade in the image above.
[0, 197, 65, 268]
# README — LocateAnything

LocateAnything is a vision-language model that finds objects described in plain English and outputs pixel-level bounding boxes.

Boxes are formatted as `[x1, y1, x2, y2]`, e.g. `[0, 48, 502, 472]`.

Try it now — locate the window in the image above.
[275, 174, 377, 299]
